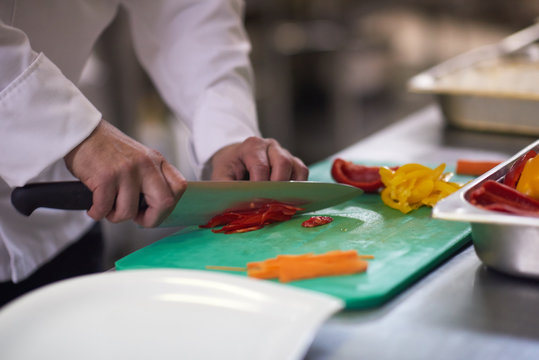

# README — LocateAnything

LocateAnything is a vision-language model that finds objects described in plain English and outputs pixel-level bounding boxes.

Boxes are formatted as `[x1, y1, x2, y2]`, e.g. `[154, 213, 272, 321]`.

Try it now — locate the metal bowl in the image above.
[433, 139, 539, 279]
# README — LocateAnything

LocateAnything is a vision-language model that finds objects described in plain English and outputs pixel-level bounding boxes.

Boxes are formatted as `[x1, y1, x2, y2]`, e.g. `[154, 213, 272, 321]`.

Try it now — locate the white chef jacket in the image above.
[0, 0, 259, 282]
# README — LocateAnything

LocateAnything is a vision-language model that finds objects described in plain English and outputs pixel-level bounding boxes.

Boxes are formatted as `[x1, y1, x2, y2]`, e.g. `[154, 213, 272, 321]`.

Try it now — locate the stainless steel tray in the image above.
[408, 23, 539, 136]
[433, 139, 539, 279]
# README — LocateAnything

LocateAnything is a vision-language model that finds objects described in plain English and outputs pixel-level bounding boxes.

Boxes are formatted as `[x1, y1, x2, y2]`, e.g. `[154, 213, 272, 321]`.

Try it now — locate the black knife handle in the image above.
[11, 181, 147, 216]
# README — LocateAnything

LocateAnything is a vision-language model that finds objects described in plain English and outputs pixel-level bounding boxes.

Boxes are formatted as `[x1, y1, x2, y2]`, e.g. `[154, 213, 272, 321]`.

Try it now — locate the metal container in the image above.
[433, 139, 539, 279]
[408, 23, 539, 136]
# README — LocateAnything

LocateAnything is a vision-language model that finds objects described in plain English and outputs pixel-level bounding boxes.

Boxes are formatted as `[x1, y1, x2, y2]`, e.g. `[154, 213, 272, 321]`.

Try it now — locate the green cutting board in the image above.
[116, 160, 472, 309]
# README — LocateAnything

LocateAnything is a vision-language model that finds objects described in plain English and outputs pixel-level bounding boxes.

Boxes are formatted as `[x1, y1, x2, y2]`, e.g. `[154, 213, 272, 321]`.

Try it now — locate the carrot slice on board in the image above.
[247, 253, 314, 280]
[246, 250, 371, 282]
[278, 257, 368, 282]
[455, 159, 502, 176]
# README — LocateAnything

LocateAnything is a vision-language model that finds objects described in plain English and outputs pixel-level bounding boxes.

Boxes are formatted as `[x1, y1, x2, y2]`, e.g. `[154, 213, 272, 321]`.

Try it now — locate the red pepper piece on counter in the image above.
[331, 158, 397, 193]
[468, 180, 539, 217]
[301, 216, 333, 228]
[503, 150, 537, 188]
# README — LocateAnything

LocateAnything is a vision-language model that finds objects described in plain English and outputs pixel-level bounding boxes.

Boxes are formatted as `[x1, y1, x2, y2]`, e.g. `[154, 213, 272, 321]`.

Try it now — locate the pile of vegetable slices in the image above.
[468, 149, 539, 216]
[331, 158, 462, 214]
[379, 163, 461, 214]
[199, 200, 304, 234]
[330, 152, 539, 217]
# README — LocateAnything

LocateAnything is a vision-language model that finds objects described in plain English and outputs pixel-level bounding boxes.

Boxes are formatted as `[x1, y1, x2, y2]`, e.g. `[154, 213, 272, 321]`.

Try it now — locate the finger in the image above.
[136, 176, 174, 227]
[106, 176, 140, 223]
[211, 158, 247, 181]
[161, 161, 187, 203]
[267, 143, 294, 181]
[135, 161, 186, 227]
[291, 157, 309, 180]
[88, 183, 117, 221]
[241, 138, 271, 181]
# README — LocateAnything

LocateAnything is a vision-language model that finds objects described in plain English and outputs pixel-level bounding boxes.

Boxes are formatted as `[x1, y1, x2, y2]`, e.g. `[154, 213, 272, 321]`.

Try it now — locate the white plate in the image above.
[0, 269, 343, 360]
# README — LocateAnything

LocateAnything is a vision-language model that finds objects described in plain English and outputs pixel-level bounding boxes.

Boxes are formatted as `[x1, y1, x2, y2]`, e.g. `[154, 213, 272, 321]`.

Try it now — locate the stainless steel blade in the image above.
[160, 181, 362, 227]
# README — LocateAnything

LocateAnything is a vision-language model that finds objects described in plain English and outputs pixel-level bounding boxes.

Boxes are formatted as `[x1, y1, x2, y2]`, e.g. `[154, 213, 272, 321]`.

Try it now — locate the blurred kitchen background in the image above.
[79, 0, 539, 267]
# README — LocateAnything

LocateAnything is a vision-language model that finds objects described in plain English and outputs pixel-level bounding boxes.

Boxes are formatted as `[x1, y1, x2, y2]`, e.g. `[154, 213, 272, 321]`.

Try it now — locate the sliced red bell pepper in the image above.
[503, 149, 537, 188]
[200, 200, 304, 234]
[215, 224, 264, 234]
[468, 180, 539, 217]
[331, 158, 396, 193]
[199, 213, 241, 228]
[301, 216, 333, 228]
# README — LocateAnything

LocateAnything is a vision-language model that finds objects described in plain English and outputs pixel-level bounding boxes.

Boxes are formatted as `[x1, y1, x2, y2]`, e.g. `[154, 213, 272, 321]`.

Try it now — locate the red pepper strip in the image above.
[478, 203, 539, 217]
[201, 201, 304, 234]
[199, 213, 241, 228]
[468, 180, 539, 217]
[503, 150, 538, 188]
[218, 225, 264, 234]
[302, 216, 333, 228]
[331, 158, 397, 193]
[211, 212, 274, 233]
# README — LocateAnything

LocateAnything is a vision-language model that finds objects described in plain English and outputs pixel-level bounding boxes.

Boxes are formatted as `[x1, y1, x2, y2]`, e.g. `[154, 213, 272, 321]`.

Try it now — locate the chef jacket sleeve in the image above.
[0, 21, 102, 187]
[121, 0, 260, 178]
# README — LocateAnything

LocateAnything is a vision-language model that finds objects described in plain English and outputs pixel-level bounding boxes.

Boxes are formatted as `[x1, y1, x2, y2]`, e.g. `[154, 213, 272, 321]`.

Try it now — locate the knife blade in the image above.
[11, 180, 363, 227]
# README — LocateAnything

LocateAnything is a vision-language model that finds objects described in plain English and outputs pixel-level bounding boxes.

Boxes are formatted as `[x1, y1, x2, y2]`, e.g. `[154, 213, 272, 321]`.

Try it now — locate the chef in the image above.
[0, 0, 308, 306]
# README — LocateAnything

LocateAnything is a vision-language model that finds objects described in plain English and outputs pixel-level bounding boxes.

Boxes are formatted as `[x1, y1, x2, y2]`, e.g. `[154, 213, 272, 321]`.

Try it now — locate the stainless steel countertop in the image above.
[305, 105, 539, 360]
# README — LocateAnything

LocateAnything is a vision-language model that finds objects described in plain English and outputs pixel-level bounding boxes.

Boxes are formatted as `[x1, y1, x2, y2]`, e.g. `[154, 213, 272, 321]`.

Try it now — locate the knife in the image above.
[11, 181, 362, 227]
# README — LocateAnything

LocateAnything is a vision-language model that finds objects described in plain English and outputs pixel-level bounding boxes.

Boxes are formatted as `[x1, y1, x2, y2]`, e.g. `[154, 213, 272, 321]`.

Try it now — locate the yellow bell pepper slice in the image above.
[379, 163, 462, 214]
[516, 154, 539, 200]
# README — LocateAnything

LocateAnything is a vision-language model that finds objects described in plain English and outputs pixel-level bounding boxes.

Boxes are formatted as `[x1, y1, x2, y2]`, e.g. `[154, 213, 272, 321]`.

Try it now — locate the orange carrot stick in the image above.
[246, 250, 372, 282]
[456, 159, 502, 176]
[278, 257, 368, 282]
[247, 253, 314, 279]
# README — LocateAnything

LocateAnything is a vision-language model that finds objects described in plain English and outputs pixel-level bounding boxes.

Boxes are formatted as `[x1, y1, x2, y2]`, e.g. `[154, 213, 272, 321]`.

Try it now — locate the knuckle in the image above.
[275, 156, 293, 168]
[88, 201, 110, 220]
[122, 149, 163, 174]
[86, 210, 102, 222]
[256, 160, 271, 170]
[154, 194, 177, 212]
[175, 177, 188, 194]
[295, 162, 310, 179]
[219, 159, 246, 180]
[86, 173, 113, 191]
[148, 148, 165, 161]
[244, 136, 258, 144]
[253, 163, 270, 174]
[137, 154, 157, 170]
[116, 162, 137, 178]
[163, 195, 177, 209]
[230, 159, 245, 171]
[113, 208, 137, 223]
[106, 214, 123, 224]
[243, 136, 265, 148]
[177, 175, 188, 188]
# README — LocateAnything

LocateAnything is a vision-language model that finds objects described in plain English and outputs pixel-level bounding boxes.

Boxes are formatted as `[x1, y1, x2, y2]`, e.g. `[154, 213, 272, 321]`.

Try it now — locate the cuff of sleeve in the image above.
[0, 53, 101, 187]
[191, 82, 260, 178]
